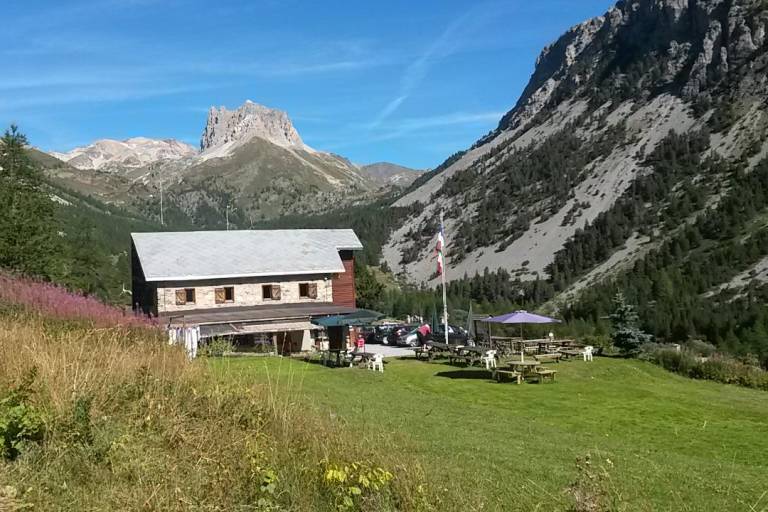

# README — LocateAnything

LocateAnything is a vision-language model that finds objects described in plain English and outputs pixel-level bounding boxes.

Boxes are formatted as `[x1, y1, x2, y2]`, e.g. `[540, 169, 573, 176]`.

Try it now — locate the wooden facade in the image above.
[331, 250, 356, 308]
[131, 241, 157, 316]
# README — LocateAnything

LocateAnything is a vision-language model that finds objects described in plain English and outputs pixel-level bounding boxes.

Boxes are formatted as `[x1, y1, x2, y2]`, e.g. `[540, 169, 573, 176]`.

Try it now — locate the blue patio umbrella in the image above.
[487, 310, 561, 361]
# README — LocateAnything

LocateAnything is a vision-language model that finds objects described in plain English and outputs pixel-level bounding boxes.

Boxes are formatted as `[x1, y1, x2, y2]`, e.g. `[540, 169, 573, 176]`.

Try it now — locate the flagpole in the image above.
[440, 210, 449, 345]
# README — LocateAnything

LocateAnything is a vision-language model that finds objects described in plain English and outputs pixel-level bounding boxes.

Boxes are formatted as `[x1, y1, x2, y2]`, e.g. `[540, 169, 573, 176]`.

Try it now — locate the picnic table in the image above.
[493, 359, 543, 383]
[320, 349, 348, 367]
[347, 351, 377, 367]
[559, 348, 585, 360]
[449, 345, 485, 366]
[423, 342, 454, 360]
[534, 353, 563, 363]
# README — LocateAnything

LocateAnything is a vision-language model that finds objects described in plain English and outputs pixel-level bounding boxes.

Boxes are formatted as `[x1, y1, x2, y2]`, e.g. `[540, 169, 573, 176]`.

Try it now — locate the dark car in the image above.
[393, 324, 420, 346]
[431, 324, 470, 346]
[367, 324, 402, 345]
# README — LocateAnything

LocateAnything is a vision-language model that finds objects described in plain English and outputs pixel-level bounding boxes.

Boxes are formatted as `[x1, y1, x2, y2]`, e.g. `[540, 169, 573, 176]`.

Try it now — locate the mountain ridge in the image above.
[42, 100, 422, 225]
[383, 0, 768, 298]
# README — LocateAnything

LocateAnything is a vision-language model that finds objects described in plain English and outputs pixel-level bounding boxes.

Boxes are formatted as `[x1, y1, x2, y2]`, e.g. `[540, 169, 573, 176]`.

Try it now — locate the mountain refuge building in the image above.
[130, 229, 362, 354]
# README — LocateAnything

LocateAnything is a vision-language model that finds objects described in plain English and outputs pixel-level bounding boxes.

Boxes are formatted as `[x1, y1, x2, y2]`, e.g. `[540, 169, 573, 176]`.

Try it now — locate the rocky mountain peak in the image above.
[199, 100, 312, 158]
[50, 137, 197, 171]
[493, 0, 768, 136]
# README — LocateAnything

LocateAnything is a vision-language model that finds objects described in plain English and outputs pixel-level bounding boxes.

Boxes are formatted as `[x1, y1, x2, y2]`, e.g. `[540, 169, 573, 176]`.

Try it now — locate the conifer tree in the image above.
[0, 125, 60, 277]
[610, 292, 652, 356]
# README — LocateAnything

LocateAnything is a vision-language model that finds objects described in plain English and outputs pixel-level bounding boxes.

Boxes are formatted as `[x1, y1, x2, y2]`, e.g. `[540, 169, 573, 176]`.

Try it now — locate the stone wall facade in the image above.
[155, 274, 333, 314]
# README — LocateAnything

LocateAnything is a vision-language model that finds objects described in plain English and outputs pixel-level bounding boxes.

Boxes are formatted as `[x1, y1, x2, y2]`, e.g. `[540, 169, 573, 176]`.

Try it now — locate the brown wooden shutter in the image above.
[271, 284, 281, 300]
[175, 289, 186, 305]
[308, 282, 318, 299]
[214, 288, 225, 304]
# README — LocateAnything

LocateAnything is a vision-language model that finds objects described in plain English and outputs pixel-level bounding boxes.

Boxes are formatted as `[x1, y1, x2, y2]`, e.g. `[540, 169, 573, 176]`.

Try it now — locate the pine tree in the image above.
[609, 292, 652, 356]
[354, 262, 384, 310]
[0, 125, 60, 278]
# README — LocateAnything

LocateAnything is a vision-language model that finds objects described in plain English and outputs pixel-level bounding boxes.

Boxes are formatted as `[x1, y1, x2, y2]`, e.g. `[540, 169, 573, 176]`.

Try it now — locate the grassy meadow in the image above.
[1, 305, 766, 511]
[211, 355, 768, 511]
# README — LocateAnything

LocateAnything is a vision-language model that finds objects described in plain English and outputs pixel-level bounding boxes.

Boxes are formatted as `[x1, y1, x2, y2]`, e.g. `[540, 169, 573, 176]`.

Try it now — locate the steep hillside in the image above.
[384, 0, 768, 297]
[360, 162, 422, 188]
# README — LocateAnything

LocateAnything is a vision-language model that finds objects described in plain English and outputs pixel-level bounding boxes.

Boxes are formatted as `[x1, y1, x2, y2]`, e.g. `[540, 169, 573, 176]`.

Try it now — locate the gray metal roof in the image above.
[132, 229, 362, 282]
[163, 302, 358, 325]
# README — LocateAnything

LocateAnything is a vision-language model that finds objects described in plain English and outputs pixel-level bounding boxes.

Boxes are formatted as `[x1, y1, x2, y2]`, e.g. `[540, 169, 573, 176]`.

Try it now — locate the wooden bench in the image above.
[534, 353, 562, 364]
[534, 368, 557, 383]
[494, 369, 522, 384]
[449, 354, 473, 365]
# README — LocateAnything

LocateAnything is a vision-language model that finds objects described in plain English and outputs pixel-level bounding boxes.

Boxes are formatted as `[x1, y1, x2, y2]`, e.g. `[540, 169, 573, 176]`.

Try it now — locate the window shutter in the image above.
[308, 282, 318, 299]
[271, 284, 281, 300]
[215, 288, 225, 304]
[175, 290, 186, 305]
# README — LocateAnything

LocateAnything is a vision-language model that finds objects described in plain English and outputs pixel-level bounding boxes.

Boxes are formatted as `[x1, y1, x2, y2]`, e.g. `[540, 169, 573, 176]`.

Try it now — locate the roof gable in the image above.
[132, 229, 362, 282]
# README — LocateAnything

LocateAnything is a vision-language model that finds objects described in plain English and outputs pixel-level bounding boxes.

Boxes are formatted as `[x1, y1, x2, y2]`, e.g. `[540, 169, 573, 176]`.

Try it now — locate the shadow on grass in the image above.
[434, 370, 494, 380]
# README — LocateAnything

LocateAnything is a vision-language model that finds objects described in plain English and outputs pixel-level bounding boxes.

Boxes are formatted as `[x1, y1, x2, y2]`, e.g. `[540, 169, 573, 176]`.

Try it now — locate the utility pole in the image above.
[160, 172, 164, 226]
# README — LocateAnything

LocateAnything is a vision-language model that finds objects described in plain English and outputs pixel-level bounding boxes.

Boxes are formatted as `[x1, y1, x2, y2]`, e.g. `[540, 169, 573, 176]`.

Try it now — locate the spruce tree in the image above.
[609, 292, 652, 356]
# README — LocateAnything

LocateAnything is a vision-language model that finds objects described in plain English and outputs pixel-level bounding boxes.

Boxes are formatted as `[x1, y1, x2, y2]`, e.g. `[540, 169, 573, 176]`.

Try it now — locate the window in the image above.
[263, 284, 281, 300]
[215, 286, 235, 304]
[176, 288, 196, 305]
[299, 282, 318, 299]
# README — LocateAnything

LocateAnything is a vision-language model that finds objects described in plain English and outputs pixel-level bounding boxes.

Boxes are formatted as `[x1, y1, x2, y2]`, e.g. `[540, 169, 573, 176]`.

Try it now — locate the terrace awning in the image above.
[312, 309, 384, 327]
[199, 321, 320, 338]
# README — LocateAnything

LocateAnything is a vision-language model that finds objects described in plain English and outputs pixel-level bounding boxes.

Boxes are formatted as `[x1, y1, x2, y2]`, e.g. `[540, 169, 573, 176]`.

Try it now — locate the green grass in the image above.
[210, 356, 768, 511]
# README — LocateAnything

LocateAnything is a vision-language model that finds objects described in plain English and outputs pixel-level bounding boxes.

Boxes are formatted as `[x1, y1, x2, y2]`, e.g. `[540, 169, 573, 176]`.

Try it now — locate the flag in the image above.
[435, 217, 446, 276]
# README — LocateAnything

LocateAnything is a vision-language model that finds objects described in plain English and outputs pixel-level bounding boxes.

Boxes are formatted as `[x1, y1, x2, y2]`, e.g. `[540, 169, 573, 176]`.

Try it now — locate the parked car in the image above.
[393, 324, 419, 346]
[367, 324, 403, 345]
[431, 325, 470, 345]
[396, 328, 420, 347]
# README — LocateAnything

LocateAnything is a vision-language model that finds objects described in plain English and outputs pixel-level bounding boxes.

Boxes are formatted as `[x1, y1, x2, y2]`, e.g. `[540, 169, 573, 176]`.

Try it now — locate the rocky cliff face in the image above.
[385, 0, 768, 292]
[199, 100, 312, 158]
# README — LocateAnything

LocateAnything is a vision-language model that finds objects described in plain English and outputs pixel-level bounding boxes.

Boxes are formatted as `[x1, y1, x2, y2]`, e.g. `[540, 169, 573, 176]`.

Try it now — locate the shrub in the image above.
[650, 348, 768, 391]
[0, 272, 157, 329]
[198, 336, 235, 357]
[321, 460, 396, 511]
[0, 368, 46, 460]
[684, 339, 717, 357]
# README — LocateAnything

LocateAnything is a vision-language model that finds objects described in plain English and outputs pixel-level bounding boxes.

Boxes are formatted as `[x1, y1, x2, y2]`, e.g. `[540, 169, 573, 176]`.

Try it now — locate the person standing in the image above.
[417, 323, 432, 346]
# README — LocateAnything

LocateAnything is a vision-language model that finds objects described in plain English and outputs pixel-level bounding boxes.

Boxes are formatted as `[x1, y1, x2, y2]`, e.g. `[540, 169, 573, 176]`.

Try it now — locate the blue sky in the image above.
[2, 0, 611, 169]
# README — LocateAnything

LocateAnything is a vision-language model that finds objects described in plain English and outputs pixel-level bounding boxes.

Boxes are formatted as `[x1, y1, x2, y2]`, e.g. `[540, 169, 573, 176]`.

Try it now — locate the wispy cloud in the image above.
[317, 110, 503, 150]
[0, 83, 222, 111]
[369, 4, 493, 128]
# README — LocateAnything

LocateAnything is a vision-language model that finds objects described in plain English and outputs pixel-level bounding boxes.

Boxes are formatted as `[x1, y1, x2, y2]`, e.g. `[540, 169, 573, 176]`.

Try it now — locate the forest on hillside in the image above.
[1, 126, 160, 303]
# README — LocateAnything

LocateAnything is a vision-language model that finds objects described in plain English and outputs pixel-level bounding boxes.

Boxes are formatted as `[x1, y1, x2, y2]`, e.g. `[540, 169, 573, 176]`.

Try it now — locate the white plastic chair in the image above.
[368, 353, 384, 372]
[583, 346, 594, 362]
[482, 350, 497, 370]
